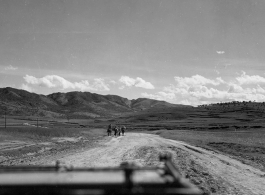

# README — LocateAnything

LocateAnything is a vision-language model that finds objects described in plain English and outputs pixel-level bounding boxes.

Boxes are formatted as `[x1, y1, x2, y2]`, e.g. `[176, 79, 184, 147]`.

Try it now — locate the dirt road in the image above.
[35, 133, 265, 195]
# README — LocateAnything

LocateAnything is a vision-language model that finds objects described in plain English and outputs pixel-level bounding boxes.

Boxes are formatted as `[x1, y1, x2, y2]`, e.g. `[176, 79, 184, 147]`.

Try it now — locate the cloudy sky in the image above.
[1, 0, 265, 106]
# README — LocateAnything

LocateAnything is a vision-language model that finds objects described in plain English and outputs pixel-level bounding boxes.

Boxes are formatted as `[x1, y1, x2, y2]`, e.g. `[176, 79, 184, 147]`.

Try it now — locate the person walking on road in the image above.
[121, 125, 126, 136]
[117, 126, 121, 136]
[107, 124, 112, 136]
[113, 126, 118, 137]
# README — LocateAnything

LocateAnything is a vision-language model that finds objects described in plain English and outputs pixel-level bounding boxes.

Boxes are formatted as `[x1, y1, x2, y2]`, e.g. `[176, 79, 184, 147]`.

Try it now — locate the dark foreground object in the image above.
[0, 155, 201, 195]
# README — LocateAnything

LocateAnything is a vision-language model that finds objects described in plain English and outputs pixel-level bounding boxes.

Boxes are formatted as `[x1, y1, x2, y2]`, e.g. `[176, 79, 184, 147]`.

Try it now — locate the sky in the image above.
[1, 0, 265, 106]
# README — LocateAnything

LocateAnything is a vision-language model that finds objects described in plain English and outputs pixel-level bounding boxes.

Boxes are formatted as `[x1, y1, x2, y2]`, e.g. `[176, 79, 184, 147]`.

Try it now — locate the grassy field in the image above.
[1, 103, 265, 171]
[71, 104, 265, 173]
[146, 129, 265, 171]
[108, 104, 265, 172]
[0, 117, 106, 165]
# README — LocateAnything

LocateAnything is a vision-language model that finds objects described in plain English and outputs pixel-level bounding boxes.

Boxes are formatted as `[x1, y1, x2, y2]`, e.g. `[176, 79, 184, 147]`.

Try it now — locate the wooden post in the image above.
[4, 111, 6, 129]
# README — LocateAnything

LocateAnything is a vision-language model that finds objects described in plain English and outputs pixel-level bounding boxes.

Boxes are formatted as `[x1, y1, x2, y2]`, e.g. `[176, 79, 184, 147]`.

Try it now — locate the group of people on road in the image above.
[107, 124, 126, 137]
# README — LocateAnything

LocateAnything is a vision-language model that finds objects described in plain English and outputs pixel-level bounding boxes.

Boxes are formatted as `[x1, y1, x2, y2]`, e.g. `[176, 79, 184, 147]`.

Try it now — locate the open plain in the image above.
[2, 1, 265, 195]
[1, 105, 265, 195]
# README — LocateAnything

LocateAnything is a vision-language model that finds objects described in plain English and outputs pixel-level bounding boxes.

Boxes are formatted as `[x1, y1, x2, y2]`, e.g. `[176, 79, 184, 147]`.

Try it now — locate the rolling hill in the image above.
[0, 87, 188, 118]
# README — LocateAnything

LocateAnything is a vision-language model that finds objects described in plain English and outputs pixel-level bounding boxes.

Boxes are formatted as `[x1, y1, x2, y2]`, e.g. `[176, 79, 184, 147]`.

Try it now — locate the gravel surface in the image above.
[30, 133, 265, 195]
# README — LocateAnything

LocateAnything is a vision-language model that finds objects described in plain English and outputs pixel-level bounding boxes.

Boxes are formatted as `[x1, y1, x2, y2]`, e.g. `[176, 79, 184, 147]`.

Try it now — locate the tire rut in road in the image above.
[30, 133, 265, 195]
[161, 137, 265, 195]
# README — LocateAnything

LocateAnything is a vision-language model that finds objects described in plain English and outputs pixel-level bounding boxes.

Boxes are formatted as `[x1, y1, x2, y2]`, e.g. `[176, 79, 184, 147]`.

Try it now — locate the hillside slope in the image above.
[0, 87, 184, 118]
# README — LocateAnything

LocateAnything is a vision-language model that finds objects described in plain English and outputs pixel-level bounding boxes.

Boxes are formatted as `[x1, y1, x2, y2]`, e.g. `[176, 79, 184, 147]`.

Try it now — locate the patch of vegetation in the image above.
[0, 123, 106, 165]
[0, 127, 83, 140]
[207, 142, 265, 170]
[150, 129, 265, 171]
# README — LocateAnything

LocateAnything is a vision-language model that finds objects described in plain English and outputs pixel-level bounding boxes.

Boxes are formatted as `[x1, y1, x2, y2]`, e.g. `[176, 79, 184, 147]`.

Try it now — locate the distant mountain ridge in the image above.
[0, 87, 188, 118]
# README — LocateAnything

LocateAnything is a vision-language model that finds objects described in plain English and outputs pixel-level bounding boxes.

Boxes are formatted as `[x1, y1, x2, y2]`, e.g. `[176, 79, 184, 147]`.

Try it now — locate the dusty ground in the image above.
[153, 129, 265, 172]
[0, 127, 106, 165]
[29, 133, 265, 195]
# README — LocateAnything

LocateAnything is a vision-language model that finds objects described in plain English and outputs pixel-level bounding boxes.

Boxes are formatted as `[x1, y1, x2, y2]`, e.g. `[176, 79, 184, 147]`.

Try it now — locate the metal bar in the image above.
[164, 160, 182, 181]
[0, 185, 201, 195]
[0, 155, 202, 195]
[0, 166, 159, 172]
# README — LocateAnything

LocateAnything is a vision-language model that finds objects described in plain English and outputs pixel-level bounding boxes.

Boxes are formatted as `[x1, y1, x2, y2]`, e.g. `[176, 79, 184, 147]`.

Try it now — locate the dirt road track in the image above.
[36, 133, 265, 195]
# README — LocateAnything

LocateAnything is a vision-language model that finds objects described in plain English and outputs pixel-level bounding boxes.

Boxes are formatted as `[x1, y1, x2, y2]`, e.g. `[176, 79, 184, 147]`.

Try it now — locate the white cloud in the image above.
[110, 80, 116, 84]
[174, 74, 223, 89]
[5, 65, 18, 70]
[179, 99, 192, 105]
[228, 84, 244, 93]
[141, 72, 265, 106]
[214, 69, 220, 75]
[134, 77, 155, 89]
[157, 91, 175, 100]
[24, 75, 75, 89]
[91, 78, 110, 91]
[141, 92, 175, 101]
[119, 76, 135, 87]
[216, 51, 225, 54]
[141, 92, 163, 100]
[24, 75, 39, 85]
[236, 71, 265, 85]
[20, 84, 33, 92]
[23, 75, 110, 91]
[119, 76, 155, 89]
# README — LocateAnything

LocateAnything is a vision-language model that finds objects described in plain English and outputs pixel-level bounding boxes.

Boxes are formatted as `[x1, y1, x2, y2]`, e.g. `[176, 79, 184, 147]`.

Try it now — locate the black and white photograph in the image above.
[0, 1, 265, 194]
